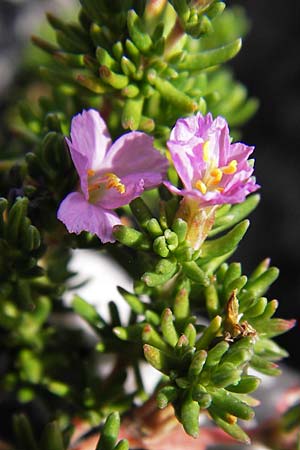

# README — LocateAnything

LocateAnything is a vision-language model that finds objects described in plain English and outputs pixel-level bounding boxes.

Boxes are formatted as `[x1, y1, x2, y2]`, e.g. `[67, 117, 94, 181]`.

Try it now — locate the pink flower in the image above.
[164, 113, 259, 206]
[57, 109, 168, 243]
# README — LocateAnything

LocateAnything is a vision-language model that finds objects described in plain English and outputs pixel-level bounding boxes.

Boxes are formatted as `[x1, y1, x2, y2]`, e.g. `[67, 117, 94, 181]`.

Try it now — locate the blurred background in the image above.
[0, 0, 299, 371]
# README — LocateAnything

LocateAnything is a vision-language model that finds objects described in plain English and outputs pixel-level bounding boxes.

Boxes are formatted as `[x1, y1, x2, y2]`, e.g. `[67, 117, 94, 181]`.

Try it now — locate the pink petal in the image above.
[229, 142, 255, 162]
[207, 115, 230, 166]
[167, 114, 216, 189]
[66, 109, 112, 198]
[102, 131, 169, 179]
[57, 191, 120, 243]
[98, 176, 145, 210]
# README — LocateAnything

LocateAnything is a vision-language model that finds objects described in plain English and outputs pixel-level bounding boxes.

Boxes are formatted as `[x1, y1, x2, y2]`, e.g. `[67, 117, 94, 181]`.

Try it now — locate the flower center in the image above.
[194, 141, 237, 194]
[87, 169, 126, 201]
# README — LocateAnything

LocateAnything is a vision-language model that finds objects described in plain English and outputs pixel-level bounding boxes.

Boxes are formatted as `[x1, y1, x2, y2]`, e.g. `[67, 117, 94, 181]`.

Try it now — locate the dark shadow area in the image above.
[231, 0, 300, 370]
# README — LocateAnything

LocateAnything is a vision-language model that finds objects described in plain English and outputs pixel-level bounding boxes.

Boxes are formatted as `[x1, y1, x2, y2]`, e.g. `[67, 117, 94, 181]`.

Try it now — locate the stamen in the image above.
[202, 141, 210, 162]
[88, 183, 100, 193]
[210, 168, 223, 185]
[105, 173, 126, 194]
[195, 179, 207, 194]
[87, 169, 96, 177]
[222, 160, 237, 175]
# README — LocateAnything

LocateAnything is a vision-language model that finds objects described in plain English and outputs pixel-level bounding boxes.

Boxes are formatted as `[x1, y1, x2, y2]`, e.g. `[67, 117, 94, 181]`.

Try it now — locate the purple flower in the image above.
[164, 113, 259, 206]
[57, 109, 168, 243]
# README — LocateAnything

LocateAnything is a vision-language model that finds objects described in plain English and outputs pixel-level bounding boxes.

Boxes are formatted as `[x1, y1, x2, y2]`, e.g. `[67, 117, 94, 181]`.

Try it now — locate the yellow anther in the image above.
[105, 173, 126, 194]
[202, 141, 210, 162]
[87, 169, 96, 177]
[210, 168, 223, 185]
[195, 179, 207, 194]
[222, 160, 237, 175]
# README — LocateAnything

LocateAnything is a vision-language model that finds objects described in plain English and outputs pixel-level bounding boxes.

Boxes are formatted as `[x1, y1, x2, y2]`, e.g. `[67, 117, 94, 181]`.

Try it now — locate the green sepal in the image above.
[117, 287, 145, 315]
[179, 38, 242, 71]
[125, 39, 140, 65]
[181, 261, 209, 286]
[142, 324, 170, 352]
[211, 362, 242, 388]
[53, 51, 85, 68]
[200, 220, 249, 260]
[13, 414, 39, 450]
[96, 412, 120, 450]
[249, 258, 271, 280]
[164, 229, 178, 251]
[174, 278, 190, 320]
[180, 391, 200, 438]
[113, 323, 144, 342]
[205, 341, 230, 367]
[204, 283, 220, 317]
[223, 347, 253, 367]
[223, 275, 247, 302]
[161, 308, 178, 347]
[18, 349, 42, 384]
[211, 389, 255, 420]
[56, 29, 90, 54]
[20, 222, 41, 252]
[250, 354, 281, 376]
[31, 35, 59, 54]
[147, 218, 163, 237]
[188, 349, 207, 379]
[130, 197, 153, 229]
[282, 403, 300, 432]
[109, 301, 121, 327]
[122, 84, 140, 98]
[122, 95, 144, 130]
[212, 409, 250, 443]
[173, 244, 194, 262]
[157, 385, 178, 409]
[153, 236, 169, 257]
[72, 295, 106, 330]
[223, 262, 242, 287]
[145, 310, 160, 327]
[139, 116, 155, 132]
[184, 323, 197, 347]
[121, 56, 136, 76]
[147, 70, 197, 113]
[172, 218, 187, 244]
[39, 422, 65, 450]
[44, 379, 70, 397]
[196, 315, 222, 350]
[250, 298, 278, 321]
[200, 250, 235, 276]
[191, 385, 212, 408]
[254, 337, 289, 360]
[239, 267, 279, 311]
[127, 10, 152, 53]
[113, 225, 150, 250]
[76, 74, 109, 93]
[96, 47, 118, 70]
[210, 194, 260, 237]
[227, 375, 261, 394]
[142, 258, 178, 287]
[114, 440, 129, 450]
[143, 344, 175, 374]
[99, 66, 129, 89]
[251, 317, 296, 338]
[6, 197, 28, 243]
[112, 41, 124, 61]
